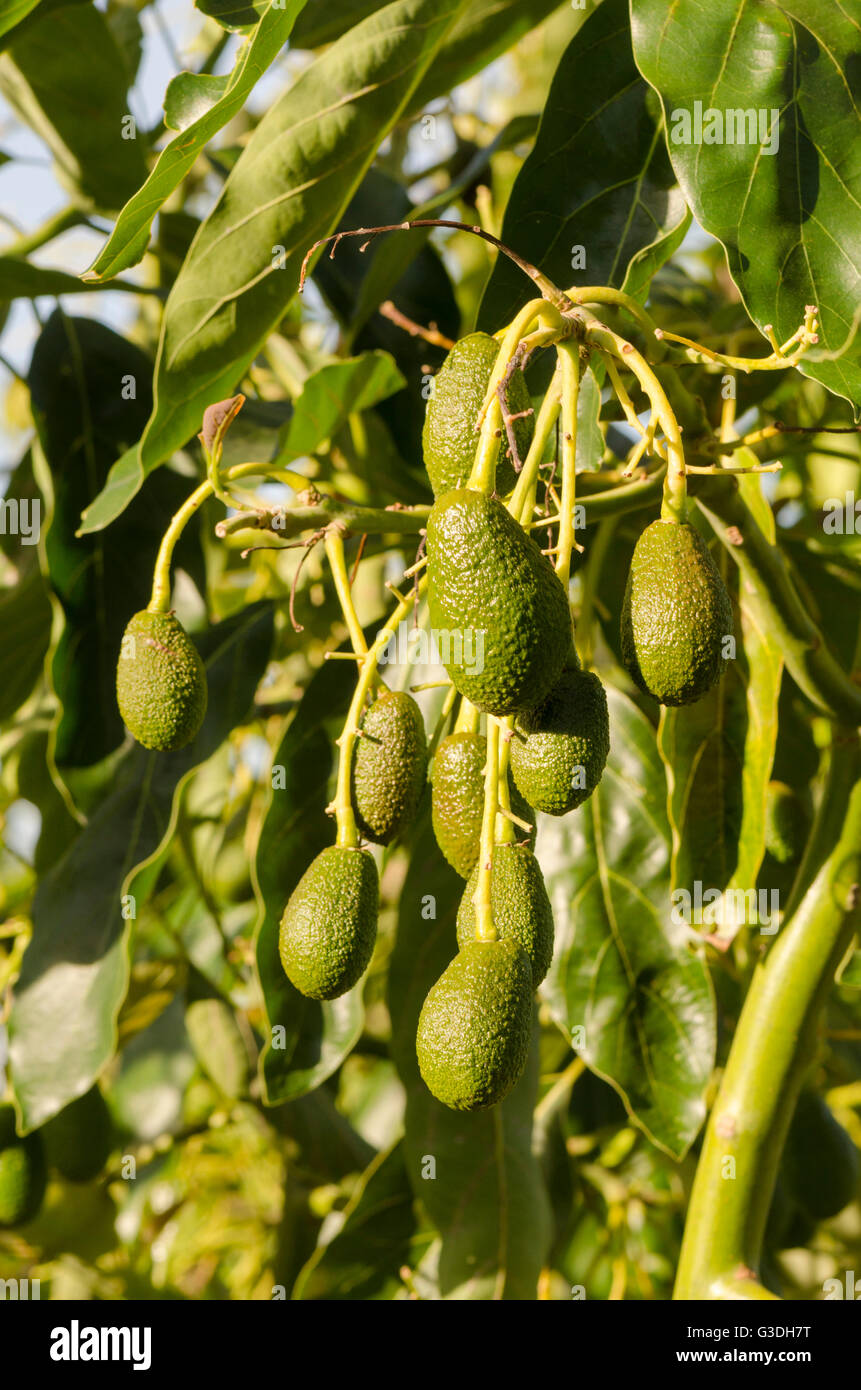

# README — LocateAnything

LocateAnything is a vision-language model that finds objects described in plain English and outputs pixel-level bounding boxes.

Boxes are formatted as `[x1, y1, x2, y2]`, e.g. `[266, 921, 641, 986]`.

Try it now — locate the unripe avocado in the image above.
[0, 1103, 46, 1227]
[352, 689, 427, 845]
[422, 332, 534, 497]
[509, 667, 610, 816]
[620, 519, 733, 706]
[764, 781, 810, 865]
[416, 938, 532, 1111]
[782, 1090, 859, 1222]
[43, 1086, 112, 1183]
[431, 730, 535, 878]
[427, 489, 571, 715]
[116, 609, 207, 751]
[279, 846, 378, 1000]
[456, 843, 554, 985]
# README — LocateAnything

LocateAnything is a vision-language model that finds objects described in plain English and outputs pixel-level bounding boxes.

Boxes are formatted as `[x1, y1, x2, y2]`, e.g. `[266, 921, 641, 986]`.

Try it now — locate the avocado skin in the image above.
[456, 843, 554, 985]
[352, 690, 428, 845]
[416, 938, 532, 1111]
[116, 610, 207, 751]
[422, 333, 533, 497]
[782, 1091, 859, 1222]
[431, 731, 535, 878]
[764, 781, 810, 865]
[510, 667, 610, 816]
[43, 1086, 112, 1183]
[620, 520, 733, 706]
[427, 489, 571, 715]
[0, 1103, 46, 1227]
[279, 846, 378, 1001]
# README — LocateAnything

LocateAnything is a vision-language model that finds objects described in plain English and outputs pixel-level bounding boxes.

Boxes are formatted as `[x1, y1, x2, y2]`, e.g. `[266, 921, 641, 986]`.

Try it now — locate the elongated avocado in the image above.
[422, 332, 533, 497]
[116, 609, 207, 751]
[782, 1090, 859, 1222]
[43, 1086, 113, 1183]
[509, 667, 610, 816]
[416, 938, 532, 1111]
[620, 519, 733, 706]
[352, 689, 427, 845]
[431, 730, 535, 878]
[427, 489, 571, 715]
[279, 846, 378, 1000]
[456, 843, 554, 985]
[0, 1103, 46, 1227]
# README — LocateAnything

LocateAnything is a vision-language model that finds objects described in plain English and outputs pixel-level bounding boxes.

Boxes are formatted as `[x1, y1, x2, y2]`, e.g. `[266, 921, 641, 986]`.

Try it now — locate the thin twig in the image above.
[379, 300, 455, 350]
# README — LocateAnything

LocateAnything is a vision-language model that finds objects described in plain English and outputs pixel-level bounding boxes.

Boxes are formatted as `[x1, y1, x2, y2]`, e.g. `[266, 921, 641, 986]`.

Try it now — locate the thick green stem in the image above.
[674, 746, 861, 1300]
[473, 718, 500, 942]
[324, 527, 368, 656]
[555, 342, 580, 587]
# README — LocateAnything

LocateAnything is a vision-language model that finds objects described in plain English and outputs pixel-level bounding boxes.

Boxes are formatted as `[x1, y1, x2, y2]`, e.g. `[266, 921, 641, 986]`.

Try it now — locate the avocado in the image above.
[422, 332, 534, 497]
[116, 609, 207, 751]
[352, 689, 428, 845]
[279, 846, 378, 1000]
[509, 667, 610, 816]
[427, 489, 572, 715]
[620, 519, 733, 706]
[781, 1090, 859, 1222]
[764, 781, 810, 865]
[42, 1086, 112, 1183]
[0, 1103, 46, 1226]
[431, 730, 535, 878]
[456, 842, 554, 985]
[416, 938, 533, 1111]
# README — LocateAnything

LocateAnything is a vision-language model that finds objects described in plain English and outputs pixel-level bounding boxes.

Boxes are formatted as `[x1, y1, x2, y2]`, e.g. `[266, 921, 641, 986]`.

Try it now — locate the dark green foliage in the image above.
[116, 609, 208, 751]
[352, 688, 427, 844]
[279, 846, 379, 1001]
[456, 842, 554, 985]
[510, 667, 610, 815]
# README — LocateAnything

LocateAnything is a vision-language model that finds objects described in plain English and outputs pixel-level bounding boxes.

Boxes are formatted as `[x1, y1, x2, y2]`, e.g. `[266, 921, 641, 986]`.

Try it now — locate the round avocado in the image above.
[116, 609, 208, 752]
[509, 667, 610, 816]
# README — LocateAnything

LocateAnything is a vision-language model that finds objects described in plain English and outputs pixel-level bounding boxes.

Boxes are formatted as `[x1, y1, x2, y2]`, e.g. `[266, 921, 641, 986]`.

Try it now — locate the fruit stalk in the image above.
[555, 341, 581, 588]
[324, 526, 368, 656]
[473, 717, 501, 942]
[509, 370, 563, 524]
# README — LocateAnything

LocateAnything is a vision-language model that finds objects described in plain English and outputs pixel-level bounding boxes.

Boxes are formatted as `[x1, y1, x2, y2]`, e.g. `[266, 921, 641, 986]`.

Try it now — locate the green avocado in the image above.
[279, 846, 378, 1001]
[509, 667, 610, 816]
[427, 489, 572, 716]
[764, 781, 810, 865]
[781, 1090, 859, 1222]
[416, 938, 533, 1111]
[43, 1086, 113, 1183]
[422, 332, 534, 497]
[352, 689, 428, 845]
[0, 1103, 46, 1227]
[431, 730, 535, 878]
[620, 519, 733, 706]
[456, 843, 554, 985]
[116, 609, 207, 751]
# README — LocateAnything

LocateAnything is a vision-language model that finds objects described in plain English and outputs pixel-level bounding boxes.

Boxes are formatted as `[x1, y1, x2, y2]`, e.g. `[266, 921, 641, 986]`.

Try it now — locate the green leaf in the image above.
[195, 0, 268, 29]
[539, 686, 715, 1160]
[0, 257, 155, 301]
[86, 2, 308, 281]
[479, 0, 689, 333]
[8, 602, 274, 1132]
[0, 569, 51, 721]
[0, 4, 148, 212]
[293, 1142, 423, 1300]
[631, 0, 861, 409]
[81, 0, 469, 535]
[254, 650, 365, 1105]
[0, 0, 88, 50]
[278, 351, 406, 461]
[388, 816, 552, 1299]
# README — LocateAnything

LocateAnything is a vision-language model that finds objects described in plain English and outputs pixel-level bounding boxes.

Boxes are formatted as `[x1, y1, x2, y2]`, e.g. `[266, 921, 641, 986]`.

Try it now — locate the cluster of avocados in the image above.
[113, 328, 734, 1115]
[0, 1088, 113, 1229]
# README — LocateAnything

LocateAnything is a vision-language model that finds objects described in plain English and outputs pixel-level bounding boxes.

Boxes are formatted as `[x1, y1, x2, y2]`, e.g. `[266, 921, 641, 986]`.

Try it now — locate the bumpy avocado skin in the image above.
[782, 1091, 859, 1222]
[0, 1103, 46, 1227]
[116, 610, 208, 751]
[456, 843, 554, 985]
[43, 1086, 112, 1183]
[352, 690, 428, 845]
[764, 781, 810, 865]
[416, 939, 533, 1111]
[431, 731, 535, 878]
[510, 667, 610, 816]
[620, 520, 733, 706]
[427, 489, 571, 715]
[279, 846, 378, 1001]
[422, 333, 534, 498]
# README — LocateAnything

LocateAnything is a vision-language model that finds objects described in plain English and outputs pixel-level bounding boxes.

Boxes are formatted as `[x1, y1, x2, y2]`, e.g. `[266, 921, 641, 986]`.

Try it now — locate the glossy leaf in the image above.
[631, 0, 861, 409]
[0, 569, 51, 722]
[254, 649, 365, 1105]
[278, 351, 406, 461]
[195, 0, 268, 29]
[0, 257, 154, 300]
[8, 602, 274, 1131]
[479, 0, 689, 333]
[0, 0, 87, 50]
[0, 4, 147, 212]
[539, 687, 715, 1160]
[86, 1, 308, 280]
[388, 816, 552, 1299]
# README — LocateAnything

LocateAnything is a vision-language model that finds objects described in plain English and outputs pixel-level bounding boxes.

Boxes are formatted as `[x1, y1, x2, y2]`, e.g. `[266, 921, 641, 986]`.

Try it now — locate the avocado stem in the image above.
[324, 526, 369, 657]
[495, 720, 516, 845]
[453, 698, 481, 737]
[474, 718, 501, 942]
[555, 341, 581, 588]
[509, 371, 562, 524]
[469, 300, 551, 494]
